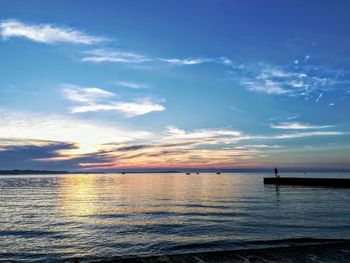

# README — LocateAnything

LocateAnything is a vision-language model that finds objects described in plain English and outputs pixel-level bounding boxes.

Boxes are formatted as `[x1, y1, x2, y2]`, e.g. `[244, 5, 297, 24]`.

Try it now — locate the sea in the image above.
[0, 172, 349, 262]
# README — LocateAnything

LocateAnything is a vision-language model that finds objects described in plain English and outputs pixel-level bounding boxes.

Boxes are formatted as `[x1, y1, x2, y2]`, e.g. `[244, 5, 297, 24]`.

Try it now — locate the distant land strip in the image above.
[0, 169, 70, 174]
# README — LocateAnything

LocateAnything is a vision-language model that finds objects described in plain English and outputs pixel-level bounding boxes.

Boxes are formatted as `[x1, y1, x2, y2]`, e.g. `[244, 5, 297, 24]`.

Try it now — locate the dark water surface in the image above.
[0, 173, 349, 262]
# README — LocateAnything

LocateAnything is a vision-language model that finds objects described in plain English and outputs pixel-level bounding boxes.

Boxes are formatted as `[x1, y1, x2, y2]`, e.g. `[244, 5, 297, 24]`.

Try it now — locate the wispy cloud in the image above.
[116, 81, 149, 89]
[165, 126, 242, 138]
[62, 84, 114, 103]
[70, 99, 165, 117]
[81, 48, 233, 67]
[0, 19, 104, 44]
[273, 131, 345, 139]
[219, 57, 233, 65]
[160, 58, 206, 65]
[269, 115, 299, 121]
[235, 144, 282, 150]
[237, 63, 340, 99]
[271, 122, 333, 130]
[243, 80, 289, 95]
[62, 84, 165, 117]
[230, 106, 245, 114]
[286, 115, 299, 120]
[162, 125, 346, 147]
[160, 56, 233, 66]
[241, 67, 307, 95]
[315, 93, 323, 103]
[163, 126, 249, 145]
[81, 49, 151, 63]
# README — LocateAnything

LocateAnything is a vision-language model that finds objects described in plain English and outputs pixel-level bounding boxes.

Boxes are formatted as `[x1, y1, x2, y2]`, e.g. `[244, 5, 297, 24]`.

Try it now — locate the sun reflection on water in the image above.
[58, 174, 100, 216]
[57, 173, 243, 222]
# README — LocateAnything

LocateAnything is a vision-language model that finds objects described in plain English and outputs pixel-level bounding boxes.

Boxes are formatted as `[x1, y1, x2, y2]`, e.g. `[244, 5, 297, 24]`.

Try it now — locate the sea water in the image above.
[0, 172, 349, 262]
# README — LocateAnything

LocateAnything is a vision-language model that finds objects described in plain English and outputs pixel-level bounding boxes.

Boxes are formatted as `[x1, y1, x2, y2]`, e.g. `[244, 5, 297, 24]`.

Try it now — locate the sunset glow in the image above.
[0, 1, 349, 171]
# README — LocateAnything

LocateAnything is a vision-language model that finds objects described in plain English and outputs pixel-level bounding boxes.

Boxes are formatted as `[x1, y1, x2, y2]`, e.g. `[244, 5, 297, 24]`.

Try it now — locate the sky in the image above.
[0, 0, 349, 171]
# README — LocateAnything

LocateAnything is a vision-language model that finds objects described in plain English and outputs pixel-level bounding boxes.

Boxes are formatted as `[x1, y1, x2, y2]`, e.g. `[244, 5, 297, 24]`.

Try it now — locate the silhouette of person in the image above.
[274, 167, 279, 178]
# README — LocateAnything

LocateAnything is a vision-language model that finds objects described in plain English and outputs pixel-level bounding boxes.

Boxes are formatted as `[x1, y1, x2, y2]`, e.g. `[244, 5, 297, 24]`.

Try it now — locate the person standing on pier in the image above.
[274, 167, 279, 178]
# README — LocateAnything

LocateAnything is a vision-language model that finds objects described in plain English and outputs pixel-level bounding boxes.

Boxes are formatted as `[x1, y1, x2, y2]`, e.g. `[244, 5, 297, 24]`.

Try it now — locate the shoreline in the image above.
[85, 239, 350, 263]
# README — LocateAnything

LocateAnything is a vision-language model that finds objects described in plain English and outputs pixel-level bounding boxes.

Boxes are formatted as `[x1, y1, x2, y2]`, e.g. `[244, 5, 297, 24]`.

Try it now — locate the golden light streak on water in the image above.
[58, 174, 100, 216]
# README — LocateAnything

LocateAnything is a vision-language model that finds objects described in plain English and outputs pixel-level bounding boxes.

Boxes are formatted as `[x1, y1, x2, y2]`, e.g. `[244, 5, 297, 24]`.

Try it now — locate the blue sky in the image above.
[0, 0, 349, 171]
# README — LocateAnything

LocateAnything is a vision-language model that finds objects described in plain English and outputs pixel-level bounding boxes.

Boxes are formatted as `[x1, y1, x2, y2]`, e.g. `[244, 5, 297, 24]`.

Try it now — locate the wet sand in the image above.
[93, 240, 350, 263]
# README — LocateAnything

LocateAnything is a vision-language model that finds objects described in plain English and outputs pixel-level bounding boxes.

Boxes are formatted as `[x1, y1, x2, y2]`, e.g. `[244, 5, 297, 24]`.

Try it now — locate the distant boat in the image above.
[216, 172, 221, 174]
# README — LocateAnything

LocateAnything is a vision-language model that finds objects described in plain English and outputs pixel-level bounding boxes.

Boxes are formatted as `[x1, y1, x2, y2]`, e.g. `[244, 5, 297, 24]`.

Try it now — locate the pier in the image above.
[264, 177, 350, 187]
